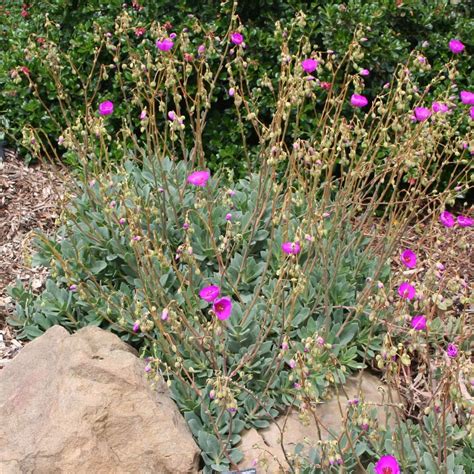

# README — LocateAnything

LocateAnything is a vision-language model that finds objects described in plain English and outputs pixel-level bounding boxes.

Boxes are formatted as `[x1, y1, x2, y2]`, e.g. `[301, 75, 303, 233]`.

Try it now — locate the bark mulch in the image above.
[0, 151, 67, 369]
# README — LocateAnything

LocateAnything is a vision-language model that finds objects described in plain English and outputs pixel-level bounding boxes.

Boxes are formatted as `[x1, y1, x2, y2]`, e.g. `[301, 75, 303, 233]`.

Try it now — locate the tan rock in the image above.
[0, 325, 200, 473]
[238, 372, 401, 473]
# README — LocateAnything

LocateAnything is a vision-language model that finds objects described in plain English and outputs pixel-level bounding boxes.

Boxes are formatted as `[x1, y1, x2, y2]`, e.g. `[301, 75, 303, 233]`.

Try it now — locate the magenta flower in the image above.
[400, 249, 417, 269]
[457, 215, 473, 227]
[360, 68, 370, 76]
[449, 39, 465, 54]
[411, 314, 427, 331]
[414, 107, 431, 122]
[301, 58, 318, 74]
[230, 32, 243, 45]
[470, 106, 474, 120]
[133, 321, 140, 332]
[199, 285, 221, 302]
[69, 284, 77, 292]
[439, 210, 455, 227]
[156, 37, 174, 51]
[432, 102, 449, 113]
[350, 94, 368, 107]
[374, 455, 400, 474]
[213, 297, 233, 320]
[398, 281, 416, 300]
[460, 90, 474, 105]
[225, 213, 232, 221]
[187, 170, 210, 187]
[167, 111, 176, 121]
[446, 343, 458, 358]
[281, 241, 301, 255]
[99, 100, 114, 116]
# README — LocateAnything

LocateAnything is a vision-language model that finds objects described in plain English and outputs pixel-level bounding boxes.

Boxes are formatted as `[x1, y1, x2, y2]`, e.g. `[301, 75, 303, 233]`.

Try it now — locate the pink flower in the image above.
[432, 102, 449, 113]
[457, 215, 473, 227]
[350, 94, 368, 107]
[228, 87, 235, 97]
[197, 44, 206, 55]
[213, 297, 233, 320]
[135, 27, 146, 38]
[359, 68, 370, 76]
[460, 90, 474, 105]
[449, 39, 465, 54]
[398, 282, 415, 300]
[225, 213, 232, 221]
[374, 455, 400, 474]
[187, 170, 210, 187]
[167, 111, 176, 121]
[69, 284, 77, 292]
[99, 100, 114, 116]
[439, 210, 455, 227]
[139, 110, 147, 120]
[133, 321, 140, 332]
[281, 241, 301, 255]
[230, 32, 243, 45]
[320, 82, 331, 90]
[161, 309, 169, 321]
[400, 249, 417, 269]
[199, 285, 221, 302]
[119, 217, 126, 225]
[411, 314, 427, 331]
[414, 107, 431, 122]
[446, 343, 458, 358]
[288, 359, 296, 369]
[156, 37, 174, 51]
[470, 106, 474, 120]
[301, 58, 318, 74]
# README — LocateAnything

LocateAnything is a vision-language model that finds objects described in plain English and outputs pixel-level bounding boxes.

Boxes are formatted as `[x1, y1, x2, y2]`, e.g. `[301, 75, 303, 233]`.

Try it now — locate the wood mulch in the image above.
[0, 150, 68, 369]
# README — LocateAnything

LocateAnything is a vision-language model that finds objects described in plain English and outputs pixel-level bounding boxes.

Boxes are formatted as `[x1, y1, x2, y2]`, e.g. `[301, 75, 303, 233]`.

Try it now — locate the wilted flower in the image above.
[187, 170, 210, 187]
[199, 285, 221, 302]
[230, 32, 243, 45]
[281, 241, 301, 255]
[411, 315, 427, 331]
[374, 455, 400, 474]
[135, 27, 146, 37]
[457, 215, 473, 227]
[400, 249, 417, 268]
[460, 90, 474, 105]
[398, 282, 416, 300]
[359, 68, 370, 76]
[156, 37, 174, 51]
[432, 102, 449, 113]
[320, 81, 331, 90]
[446, 343, 458, 358]
[301, 58, 318, 74]
[213, 297, 233, 320]
[99, 100, 114, 116]
[350, 94, 368, 107]
[133, 321, 140, 332]
[449, 39, 465, 54]
[439, 210, 455, 227]
[414, 107, 431, 122]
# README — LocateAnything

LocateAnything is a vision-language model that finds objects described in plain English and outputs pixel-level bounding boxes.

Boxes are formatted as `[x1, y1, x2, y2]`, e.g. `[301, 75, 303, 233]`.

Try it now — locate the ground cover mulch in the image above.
[0, 151, 67, 369]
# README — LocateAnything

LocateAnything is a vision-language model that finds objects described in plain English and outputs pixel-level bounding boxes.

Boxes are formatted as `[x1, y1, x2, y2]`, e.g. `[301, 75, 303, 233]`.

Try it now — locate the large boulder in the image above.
[238, 372, 401, 473]
[0, 325, 200, 473]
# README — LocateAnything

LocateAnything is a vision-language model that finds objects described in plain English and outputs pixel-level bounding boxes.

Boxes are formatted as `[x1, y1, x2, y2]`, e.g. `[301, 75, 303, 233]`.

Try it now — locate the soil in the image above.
[0, 151, 67, 368]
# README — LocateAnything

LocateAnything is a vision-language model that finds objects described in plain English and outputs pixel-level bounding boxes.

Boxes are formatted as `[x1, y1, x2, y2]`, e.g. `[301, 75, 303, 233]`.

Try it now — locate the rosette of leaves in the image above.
[9, 156, 389, 471]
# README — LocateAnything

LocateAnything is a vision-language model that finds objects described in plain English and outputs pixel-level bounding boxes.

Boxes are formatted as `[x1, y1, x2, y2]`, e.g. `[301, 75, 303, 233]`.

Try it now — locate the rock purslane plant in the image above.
[6, 4, 473, 472]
